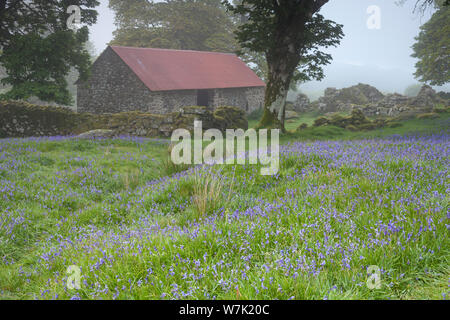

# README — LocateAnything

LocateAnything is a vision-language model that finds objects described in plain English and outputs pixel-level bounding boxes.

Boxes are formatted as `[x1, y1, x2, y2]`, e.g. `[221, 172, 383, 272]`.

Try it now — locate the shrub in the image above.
[432, 104, 449, 113]
[345, 125, 358, 132]
[297, 123, 308, 130]
[313, 117, 329, 127]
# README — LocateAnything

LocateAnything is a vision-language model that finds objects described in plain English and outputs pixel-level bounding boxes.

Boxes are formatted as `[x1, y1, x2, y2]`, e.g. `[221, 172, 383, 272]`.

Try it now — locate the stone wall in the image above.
[0, 101, 247, 138]
[77, 47, 265, 115]
[210, 87, 264, 113]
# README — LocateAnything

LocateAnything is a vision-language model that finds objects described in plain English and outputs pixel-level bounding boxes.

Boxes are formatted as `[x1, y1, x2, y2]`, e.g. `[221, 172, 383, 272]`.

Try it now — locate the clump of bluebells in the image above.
[0, 134, 448, 300]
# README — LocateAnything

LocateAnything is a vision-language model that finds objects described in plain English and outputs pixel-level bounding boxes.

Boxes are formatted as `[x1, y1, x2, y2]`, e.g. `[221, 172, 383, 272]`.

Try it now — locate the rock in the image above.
[316, 83, 384, 113]
[354, 83, 384, 103]
[213, 106, 248, 131]
[181, 106, 211, 115]
[77, 129, 116, 139]
[315, 109, 373, 130]
[416, 112, 439, 119]
[360, 86, 442, 118]
[408, 85, 443, 108]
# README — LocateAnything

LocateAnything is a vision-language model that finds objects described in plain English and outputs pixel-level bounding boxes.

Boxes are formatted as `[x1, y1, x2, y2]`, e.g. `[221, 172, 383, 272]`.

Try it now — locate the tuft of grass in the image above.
[192, 171, 224, 218]
[161, 143, 191, 175]
[122, 169, 140, 190]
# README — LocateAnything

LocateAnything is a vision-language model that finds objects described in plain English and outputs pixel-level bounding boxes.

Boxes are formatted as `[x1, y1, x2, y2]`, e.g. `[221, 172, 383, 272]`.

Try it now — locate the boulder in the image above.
[316, 83, 384, 113]
[213, 106, 248, 131]
[314, 109, 374, 130]
[408, 85, 444, 108]
[77, 129, 116, 139]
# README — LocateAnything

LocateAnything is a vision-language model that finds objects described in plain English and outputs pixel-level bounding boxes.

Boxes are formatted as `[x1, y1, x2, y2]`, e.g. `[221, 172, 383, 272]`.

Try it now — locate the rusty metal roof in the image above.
[110, 46, 265, 92]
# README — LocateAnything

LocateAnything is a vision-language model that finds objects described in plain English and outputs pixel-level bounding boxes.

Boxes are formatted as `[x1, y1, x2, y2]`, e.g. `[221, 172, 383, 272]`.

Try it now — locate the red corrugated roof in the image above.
[110, 46, 265, 92]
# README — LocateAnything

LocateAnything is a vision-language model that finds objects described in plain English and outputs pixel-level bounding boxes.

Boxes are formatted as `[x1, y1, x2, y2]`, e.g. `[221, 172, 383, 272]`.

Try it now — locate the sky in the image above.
[88, 0, 449, 95]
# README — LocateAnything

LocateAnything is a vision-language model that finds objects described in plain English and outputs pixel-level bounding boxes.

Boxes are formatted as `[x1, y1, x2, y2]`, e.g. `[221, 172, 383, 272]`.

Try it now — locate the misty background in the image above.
[89, 0, 449, 101]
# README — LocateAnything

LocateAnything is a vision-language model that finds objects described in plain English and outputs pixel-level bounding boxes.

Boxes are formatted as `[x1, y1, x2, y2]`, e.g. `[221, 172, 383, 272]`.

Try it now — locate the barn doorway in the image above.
[197, 90, 210, 107]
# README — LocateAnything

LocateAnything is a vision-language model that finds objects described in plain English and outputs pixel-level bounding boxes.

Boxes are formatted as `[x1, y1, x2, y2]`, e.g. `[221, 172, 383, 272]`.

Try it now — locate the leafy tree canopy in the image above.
[411, 5, 449, 85]
[223, 0, 343, 130]
[0, 0, 99, 105]
[109, 0, 237, 53]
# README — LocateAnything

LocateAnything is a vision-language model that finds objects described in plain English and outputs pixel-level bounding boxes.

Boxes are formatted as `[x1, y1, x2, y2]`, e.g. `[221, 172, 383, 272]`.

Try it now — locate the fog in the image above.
[89, 0, 450, 99]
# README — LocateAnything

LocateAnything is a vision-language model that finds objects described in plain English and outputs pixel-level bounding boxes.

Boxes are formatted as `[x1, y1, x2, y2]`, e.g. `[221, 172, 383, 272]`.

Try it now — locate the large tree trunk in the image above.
[257, 49, 298, 132]
[255, 1, 330, 132]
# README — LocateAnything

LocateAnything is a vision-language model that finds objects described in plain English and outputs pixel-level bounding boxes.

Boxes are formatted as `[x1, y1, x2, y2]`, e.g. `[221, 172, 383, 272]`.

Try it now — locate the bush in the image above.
[433, 104, 449, 113]
[345, 125, 358, 132]
[313, 117, 330, 127]
[297, 123, 308, 130]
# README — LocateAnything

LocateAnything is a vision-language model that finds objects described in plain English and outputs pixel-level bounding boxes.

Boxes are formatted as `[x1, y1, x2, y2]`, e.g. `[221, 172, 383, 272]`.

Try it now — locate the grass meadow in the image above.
[0, 113, 449, 300]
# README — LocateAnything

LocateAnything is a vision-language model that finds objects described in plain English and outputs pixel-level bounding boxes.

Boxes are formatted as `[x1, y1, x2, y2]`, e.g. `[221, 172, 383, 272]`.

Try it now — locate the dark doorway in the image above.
[197, 90, 209, 107]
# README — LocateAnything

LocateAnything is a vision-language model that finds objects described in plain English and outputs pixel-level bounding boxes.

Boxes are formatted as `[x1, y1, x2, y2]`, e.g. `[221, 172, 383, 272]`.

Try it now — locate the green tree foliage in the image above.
[224, 0, 343, 131]
[0, 0, 99, 105]
[109, 0, 237, 53]
[404, 83, 423, 97]
[411, 5, 449, 86]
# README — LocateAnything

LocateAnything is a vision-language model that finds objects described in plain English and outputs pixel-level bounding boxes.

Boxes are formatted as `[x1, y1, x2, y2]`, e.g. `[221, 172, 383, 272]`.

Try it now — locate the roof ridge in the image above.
[110, 45, 237, 56]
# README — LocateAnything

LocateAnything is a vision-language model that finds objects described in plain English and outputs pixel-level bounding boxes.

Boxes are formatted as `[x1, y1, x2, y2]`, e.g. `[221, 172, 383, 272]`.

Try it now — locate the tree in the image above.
[0, 1, 99, 105]
[224, 0, 343, 131]
[411, 5, 449, 86]
[404, 83, 423, 96]
[411, 0, 449, 13]
[109, 0, 238, 53]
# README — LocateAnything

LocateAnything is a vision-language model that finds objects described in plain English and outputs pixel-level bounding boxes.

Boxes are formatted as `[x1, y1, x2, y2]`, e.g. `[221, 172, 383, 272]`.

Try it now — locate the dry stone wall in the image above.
[0, 101, 247, 138]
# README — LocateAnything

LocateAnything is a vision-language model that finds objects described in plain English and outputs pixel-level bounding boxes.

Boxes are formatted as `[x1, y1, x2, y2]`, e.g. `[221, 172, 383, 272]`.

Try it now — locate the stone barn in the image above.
[77, 46, 265, 114]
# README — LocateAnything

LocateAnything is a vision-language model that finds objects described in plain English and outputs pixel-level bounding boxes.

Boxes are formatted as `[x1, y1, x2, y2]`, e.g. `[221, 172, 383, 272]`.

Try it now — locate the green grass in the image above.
[0, 115, 449, 300]
[249, 111, 321, 131]
[281, 112, 450, 143]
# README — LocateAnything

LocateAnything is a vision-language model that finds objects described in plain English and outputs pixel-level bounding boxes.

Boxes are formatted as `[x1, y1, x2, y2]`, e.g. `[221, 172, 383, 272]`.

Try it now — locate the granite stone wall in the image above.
[0, 101, 248, 138]
[77, 47, 265, 115]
